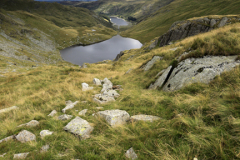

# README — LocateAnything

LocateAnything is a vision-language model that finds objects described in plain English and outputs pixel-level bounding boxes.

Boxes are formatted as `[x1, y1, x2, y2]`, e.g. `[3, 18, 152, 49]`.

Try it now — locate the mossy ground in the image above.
[0, 22, 240, 159]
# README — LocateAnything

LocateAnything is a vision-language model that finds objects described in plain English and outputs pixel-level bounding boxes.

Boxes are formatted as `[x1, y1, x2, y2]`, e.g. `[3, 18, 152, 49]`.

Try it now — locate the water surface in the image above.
[60, 35, 142, 65]
[110, 17, 129, 26]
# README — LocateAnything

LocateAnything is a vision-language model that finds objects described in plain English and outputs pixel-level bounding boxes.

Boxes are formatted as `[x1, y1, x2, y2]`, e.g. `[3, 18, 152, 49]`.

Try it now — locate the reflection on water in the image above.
[60, 35, 142, 65]
[110, 17, 129, 26]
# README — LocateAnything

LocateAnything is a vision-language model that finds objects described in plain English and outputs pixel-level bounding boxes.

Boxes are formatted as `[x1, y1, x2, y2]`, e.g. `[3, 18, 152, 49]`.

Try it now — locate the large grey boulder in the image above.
[142, 56, 163, 71]
[162, 56, 240, 91]
[17, 120, 39, 128]
[62, 101, 79, 113]
[15, 130, 36, 143]
[149, 66, 172, 89]
[13, 152, 29, 159]
[130, 115, 161, 122]
[0, 106, 18, 114]
[82, 83, 93, 91]
[93, 78, 101, 85]
[63, 116, 94, 139]
[96, 109, 130, 127]
[125, 147, 138, 160]
[0, 135, 15, 144]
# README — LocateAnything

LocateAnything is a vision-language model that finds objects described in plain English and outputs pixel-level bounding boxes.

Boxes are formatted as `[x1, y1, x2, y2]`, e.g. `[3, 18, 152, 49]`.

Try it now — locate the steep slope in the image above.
[122, 0, 240, 43]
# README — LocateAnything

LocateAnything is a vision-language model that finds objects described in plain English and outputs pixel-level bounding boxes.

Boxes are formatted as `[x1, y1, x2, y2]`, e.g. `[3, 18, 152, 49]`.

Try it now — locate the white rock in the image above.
[15, 130, 36, 143]
[48, 110, 57, 117]
[62, 101, 79, 113]
[96, 109, 130, 127]
[17, 120, 39, 128]
[40, 144, 50, 153]
[130, 115, 161, 122]
[0, 153, 6, 157]
[58, 114, 73, 121]
[93, 78, 101, 85]
[93, 95, 115, 104]
[125, 147, 138, 160]
[40, 130, 53, 138]
[13, 152, 29, 159]
[82, 83, 93, 91]
[0, 106, 18, 114]
[78, 109, 88, 116]
[0, 135, 15, 144]
[101, 78, 113, 92]
[63, 117, 94, 140]
[102, 90, 120, 98]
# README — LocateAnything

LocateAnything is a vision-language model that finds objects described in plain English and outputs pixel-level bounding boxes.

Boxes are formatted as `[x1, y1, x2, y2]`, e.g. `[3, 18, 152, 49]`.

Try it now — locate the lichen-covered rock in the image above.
[78, 109, 88, 116]
[58, 114, 73, 121]
[13, 152, 29, 159]
[101, 78, 113, 92]
[63, 116, 94, 140]
[82, 83, 93, 91]
[40, 144, 50, 153]
[102, 90, 120, 98]
[48, 110, 57, 117]
[93, 94, 115, 104]
[142, 56, 163, 71]
[125, 147, 138, 160]
[0, 106, 18, 114]
[0, 135, 15, 144]
[93, 78, 101, 85]
[130, 115, 161, 122]
[96, 109, 130, 127]
[149, 66, 172, 89]
[17, 120, 39, 128]
[163, 56, 240, 91]
[40, 130, 53, 138]
[15, 130, 36, 143]
[62, 101, 79, 113]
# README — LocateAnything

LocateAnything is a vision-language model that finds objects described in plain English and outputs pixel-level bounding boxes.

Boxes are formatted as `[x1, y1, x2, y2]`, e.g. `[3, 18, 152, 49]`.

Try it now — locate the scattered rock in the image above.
[0, 106, 18, 114]
[82, 83, 93, 91]
[13, 152, 29, 159]
[0, 153, 6, 157]
[40, 144, 50, 153]
[130, 115, 161, 122]
[17, 120, 39, 128]
[62, 101, 79, 113]
[0, 135, 15, 144]
[58, 114, 73, 121]
[40, 130, 53, 138]
[93, 78, 101, 85]
[163, 56, 240, 91]
[125, 147, 138, 160]
[96, 109, 130, 127]
[114, 51, 124, 61]
[48, 110, 57, 117]
[149, 66, 172, 89]
[93, 94, 115, 104]
[142, 56, 163, 71]
[102, 90, 120, 98]
[63, 116, 94, 140]
[15, 130, 36, 143]
[78, 109, 88, 116]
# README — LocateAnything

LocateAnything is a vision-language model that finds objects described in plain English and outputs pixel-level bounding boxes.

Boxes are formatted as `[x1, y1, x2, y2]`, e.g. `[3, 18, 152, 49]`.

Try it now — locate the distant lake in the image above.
[60, 35, 142, 65]
[110, 17, 129, 26]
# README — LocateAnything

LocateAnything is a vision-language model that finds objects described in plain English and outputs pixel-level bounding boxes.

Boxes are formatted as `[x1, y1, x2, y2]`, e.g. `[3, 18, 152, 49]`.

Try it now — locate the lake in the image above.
[60, 17, 141, 66]
[110, 17, 129, 27]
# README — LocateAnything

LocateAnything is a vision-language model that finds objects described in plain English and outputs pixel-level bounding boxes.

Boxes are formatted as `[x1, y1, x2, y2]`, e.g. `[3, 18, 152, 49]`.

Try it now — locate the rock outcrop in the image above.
[156, 16, 240, 47]
[149, 66, 172, 89]
[142, 56, 163, 71]
[63, 116, 94, 140]
[114, 51, 124, 61]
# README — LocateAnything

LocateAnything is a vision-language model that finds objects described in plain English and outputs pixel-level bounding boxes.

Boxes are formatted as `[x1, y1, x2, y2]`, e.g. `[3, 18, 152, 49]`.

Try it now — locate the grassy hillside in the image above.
[122, 0, 240, 43]
[0, 21, 240, 159]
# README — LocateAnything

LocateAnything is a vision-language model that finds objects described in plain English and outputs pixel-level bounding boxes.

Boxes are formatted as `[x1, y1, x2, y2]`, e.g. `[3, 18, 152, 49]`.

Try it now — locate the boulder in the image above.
[125, 147, 138, 160]
[48, 110, 57, 117]
[40, 130, 53, 138]
[0, 106, 18, 114]
[130, 115, 161, 122]
[82, 83, 93, 91]
[101, 78, 113, 92]
[17, 120, 39, 128]
[63, 116, 94, 140]
[93, 78, 101, 85]
[96, 109, 130, 127]
[13, 152, 29, 159]
[58, 114, 73, 121]
[142, 56, 163, 71]
[15, 130, 36, 143]
[62, 101, 79, 113]
[218, 17, 228, 27]
[40, 144, 50, 153]
[210, 19, 216, 27]
[163, 56, 240, 91]
[149, 66, 172, 89]
[78, 109, 88, 116]
[0, 135, 15, 144]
